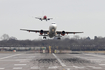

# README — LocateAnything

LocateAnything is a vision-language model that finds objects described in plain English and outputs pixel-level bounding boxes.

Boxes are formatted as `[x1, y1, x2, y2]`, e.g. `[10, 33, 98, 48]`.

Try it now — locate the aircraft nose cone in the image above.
[44, 16, 47, 19]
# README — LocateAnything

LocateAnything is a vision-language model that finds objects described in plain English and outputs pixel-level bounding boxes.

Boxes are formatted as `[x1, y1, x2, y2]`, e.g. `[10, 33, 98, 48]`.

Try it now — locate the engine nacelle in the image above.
[61, 31, 65, 36]
[40, 18, 42, 21]
[48, 19, 50, 20]
[40, 30, 43, 35]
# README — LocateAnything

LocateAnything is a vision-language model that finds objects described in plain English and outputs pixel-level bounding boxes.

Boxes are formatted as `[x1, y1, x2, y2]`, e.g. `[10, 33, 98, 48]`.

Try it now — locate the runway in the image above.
[0, 51, 105, 70]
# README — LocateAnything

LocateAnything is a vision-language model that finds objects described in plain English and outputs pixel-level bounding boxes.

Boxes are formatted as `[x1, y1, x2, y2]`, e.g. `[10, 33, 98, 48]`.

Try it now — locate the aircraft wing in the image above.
[47, 18, 53, 20]
[48, 18, 53, 19]
[56, 31, 83, 34]
[20, 29, 49, 34]
[35, 17, 41, 19]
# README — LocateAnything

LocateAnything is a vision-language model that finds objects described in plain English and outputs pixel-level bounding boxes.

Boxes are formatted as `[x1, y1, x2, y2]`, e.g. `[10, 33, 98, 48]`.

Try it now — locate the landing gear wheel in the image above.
[57, 38, 61, 40]
[43, 37, 46, 39]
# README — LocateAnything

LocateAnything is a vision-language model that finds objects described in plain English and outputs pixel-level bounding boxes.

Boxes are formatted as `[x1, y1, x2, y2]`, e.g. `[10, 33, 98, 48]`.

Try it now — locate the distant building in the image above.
[94, 36, 97, 40]
[86, 37, 91, 40]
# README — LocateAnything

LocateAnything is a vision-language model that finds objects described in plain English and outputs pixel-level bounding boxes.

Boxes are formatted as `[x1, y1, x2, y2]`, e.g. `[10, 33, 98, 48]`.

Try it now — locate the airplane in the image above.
[20, 22, 83, 39]
[35, 15, 53, 21]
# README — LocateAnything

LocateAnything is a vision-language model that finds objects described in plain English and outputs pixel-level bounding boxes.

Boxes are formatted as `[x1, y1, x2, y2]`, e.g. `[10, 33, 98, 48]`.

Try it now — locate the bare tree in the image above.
[73, 35, 80, 39]
[1, 34, 9, 40]
[9, 37, 17, 40]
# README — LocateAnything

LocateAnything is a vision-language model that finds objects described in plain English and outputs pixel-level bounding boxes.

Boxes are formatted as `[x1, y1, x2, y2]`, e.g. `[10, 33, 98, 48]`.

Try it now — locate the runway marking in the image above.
[88, 66, 95, 67]
[0, 68, 5, 69]
[52, 53, 66, 66]
[31, 66, 40, 69]
[16, 59, 30, 62]
[72, 54, 103, 63]
[14, 64, 27, 66]
[92, 67, 102, 69]
[88, 66, 102, 69]
[13, 67, 22, 69]
[66, 68, 70, 70]
[0, 54, 21, 60]
[73, 66, 84, 69]
[85, 54, 105, 58]
[0, 60, 18, 61]
[48, 66, 58, 69]
[20, 61, 30, 63]
[99, 64, 105, 66]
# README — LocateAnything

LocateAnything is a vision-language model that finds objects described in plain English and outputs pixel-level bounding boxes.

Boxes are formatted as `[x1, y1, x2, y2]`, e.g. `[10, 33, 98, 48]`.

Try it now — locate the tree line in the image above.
[0, 34, 105, 51]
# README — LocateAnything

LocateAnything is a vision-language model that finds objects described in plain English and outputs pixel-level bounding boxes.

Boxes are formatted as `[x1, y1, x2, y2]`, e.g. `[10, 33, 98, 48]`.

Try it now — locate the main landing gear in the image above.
[57, 38, 61, 40]
[43, 37, 46, 39]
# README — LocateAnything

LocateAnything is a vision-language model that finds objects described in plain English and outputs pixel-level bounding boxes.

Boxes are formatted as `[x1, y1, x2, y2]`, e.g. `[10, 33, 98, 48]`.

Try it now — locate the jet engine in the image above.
[40, 18, 42, 21]
[48, 19, 50, 20]
[61, 31, 65, 36]
[40, 30, 43, 35]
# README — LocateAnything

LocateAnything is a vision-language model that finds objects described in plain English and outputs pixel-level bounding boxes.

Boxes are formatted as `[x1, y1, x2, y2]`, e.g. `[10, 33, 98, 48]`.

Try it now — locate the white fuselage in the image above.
[49, 23, 57, 38]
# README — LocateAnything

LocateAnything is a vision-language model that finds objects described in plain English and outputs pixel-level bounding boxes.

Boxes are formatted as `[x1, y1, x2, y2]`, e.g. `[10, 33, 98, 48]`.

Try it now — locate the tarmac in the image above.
[0, 51, 105, 70]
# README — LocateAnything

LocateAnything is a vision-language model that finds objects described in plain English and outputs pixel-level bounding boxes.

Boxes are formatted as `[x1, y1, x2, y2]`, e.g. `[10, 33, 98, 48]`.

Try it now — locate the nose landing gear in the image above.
[57, 34, 61, 40]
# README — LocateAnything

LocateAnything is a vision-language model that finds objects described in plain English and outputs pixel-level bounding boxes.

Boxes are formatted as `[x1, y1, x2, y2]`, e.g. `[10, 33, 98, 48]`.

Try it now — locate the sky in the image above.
[0, 0, 105, 40]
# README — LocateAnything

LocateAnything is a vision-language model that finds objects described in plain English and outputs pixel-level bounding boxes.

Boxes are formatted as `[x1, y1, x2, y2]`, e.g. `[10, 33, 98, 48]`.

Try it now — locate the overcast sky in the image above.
[0, 0, 105, 40]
